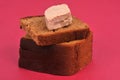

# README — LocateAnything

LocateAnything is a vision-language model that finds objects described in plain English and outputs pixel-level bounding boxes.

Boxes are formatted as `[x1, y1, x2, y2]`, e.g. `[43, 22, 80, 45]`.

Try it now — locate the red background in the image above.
[0, 0, 120, 80]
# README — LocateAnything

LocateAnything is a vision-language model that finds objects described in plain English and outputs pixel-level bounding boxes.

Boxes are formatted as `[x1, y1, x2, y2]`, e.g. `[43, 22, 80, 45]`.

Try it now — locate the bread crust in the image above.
[19, 32, 93, 75]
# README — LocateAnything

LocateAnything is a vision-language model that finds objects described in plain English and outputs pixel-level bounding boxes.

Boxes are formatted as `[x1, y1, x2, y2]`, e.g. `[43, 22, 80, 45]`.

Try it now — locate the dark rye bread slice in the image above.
[19, 32, 93, 76]
[20, 15, 90, 46]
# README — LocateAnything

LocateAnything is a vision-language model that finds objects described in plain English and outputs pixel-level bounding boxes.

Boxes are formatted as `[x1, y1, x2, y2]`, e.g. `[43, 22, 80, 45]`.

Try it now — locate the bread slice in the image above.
[19, 32, 92, 76]
[20, 15, 90, 46]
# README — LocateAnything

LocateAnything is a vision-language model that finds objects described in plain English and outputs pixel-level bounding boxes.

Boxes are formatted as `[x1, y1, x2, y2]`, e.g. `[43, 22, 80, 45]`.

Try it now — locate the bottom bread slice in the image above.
[19, 32, 93, 76]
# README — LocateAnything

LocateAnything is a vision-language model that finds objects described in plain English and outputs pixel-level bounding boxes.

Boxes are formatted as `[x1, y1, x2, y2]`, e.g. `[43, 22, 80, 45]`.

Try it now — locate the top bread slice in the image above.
[20, 15, 90, 46]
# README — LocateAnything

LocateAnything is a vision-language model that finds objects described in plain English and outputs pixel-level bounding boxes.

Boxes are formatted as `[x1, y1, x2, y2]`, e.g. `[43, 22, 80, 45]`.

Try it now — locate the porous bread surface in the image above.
[20, 16, 89, 34]
[20, 15, 90, 46]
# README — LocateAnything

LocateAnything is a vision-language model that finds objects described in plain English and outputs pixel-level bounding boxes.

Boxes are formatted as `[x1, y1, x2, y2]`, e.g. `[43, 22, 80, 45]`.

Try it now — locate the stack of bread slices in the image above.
[19, 4, 93, 76]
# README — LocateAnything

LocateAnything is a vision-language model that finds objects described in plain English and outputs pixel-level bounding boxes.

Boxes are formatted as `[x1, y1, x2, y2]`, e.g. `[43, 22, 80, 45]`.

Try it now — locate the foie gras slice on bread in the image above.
[19, 32, 93, 76]
[45, 4, 72, 30]
[20, 15, 90, 46]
